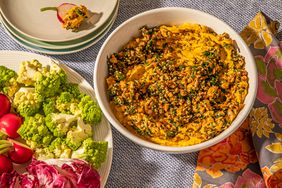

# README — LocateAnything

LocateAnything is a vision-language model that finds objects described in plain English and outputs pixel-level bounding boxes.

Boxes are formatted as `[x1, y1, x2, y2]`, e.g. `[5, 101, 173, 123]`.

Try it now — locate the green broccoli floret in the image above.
[17, 114, 54, 148]
[13, 88, 42, 117]
[34, 62, 67, 98]
[17, 60, 42, 86]
[0, 66, 20, 97]
[72, 138, 108, 169]
[78, 96, 102, 125]
[45, 113, 77, 137]
[49, 138, 72, 158]
[65, 118, 93, 150]
[42, 97, 57, 115]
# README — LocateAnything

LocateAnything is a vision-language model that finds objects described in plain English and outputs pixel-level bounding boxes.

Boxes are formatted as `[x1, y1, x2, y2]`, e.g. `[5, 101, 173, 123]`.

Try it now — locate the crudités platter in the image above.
[0, 51, 113, 187]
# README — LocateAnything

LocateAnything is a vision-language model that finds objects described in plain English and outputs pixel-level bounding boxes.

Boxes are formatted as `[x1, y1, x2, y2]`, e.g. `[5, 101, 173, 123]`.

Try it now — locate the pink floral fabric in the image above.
[193, 12, 282, 188]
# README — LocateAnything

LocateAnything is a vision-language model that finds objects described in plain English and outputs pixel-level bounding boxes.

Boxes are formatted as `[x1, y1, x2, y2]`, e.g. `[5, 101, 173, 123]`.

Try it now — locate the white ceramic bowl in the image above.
[94, 7, 258, 154]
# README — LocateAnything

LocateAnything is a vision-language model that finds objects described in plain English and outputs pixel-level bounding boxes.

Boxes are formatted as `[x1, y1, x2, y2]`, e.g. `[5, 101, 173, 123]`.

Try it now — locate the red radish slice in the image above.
[8, 139, 33, 164]
[0, 155, 13, 174]
[0, 113, 23, 139]
[57, 3, 76, 23]
[0, 94, 11, 117]
[40, 3, 76, 23]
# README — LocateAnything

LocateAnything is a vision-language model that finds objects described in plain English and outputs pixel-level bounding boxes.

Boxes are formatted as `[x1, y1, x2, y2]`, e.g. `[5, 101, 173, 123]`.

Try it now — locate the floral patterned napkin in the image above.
[192, 12, 282, 188]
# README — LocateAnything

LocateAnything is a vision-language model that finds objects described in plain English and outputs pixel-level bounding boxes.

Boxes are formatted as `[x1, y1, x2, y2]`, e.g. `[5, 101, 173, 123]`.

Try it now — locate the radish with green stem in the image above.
[0, 139, 33, 164]
[41, 3, 89, 32]
[41, 3, 76, 23]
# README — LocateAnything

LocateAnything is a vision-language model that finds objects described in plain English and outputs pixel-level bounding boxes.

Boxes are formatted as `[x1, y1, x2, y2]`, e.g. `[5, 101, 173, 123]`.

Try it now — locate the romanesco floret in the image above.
[17, 60, 42, 86]
[35, 73, 65, 99]
[34, 147, 55, 160]
[17, 114, 54, 148]
[72, 138, 108, 169]
[13, 88, 42, 117]
[45, 113, 77, 137]
[62, 83, 84, 99]
[34, 62, 67, 99]
[0, 66, 19, 97]
[55, 92, 79, 114]
[49, 138, 72, 158]
[65, 118, 93, 150]
[42, 97, 57, 115]
[78, 96, 102, 125]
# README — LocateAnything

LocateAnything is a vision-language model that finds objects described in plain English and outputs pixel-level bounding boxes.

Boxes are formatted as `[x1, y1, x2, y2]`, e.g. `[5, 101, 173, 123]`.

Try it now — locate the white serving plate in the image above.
[0, 0, 117, 42]
[0, 51, 113, 187]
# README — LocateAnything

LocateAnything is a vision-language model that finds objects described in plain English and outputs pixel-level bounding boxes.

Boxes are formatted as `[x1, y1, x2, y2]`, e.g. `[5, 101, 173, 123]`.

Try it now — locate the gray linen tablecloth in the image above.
[0, 1, 281, 187]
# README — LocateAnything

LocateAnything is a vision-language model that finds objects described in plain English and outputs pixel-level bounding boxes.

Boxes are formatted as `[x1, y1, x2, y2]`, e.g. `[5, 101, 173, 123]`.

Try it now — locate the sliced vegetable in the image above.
[0, 154, 13, 174]
[0, 94, 10, 117]
[40, 3, 76, 23]
[0, 113, 22, 139]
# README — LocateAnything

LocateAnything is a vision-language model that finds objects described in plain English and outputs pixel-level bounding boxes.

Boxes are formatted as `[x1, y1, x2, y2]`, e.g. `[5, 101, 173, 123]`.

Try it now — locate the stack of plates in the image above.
[0, 0, 119, 55]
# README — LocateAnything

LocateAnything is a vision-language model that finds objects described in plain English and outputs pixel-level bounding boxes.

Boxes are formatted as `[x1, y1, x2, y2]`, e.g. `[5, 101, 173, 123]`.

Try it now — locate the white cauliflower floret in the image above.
[65, 118, 93, 150]
[17, 60, 43, 86]
[45, 113, 77, 137]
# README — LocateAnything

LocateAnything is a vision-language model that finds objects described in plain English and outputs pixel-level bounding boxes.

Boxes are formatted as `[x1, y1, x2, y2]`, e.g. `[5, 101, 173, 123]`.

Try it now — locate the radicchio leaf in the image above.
[0, 171, 19, 188]
[61, 159, 101, 188]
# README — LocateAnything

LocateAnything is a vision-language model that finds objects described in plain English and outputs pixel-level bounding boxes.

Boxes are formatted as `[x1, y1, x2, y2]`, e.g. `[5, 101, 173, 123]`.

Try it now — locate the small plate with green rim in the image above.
[1, 7, 118, 55]
[0, 1, 119, 50]
[0, 0, 118, 42]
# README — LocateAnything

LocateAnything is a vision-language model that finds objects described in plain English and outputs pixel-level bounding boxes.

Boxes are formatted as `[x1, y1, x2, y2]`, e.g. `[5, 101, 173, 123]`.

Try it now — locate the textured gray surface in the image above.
[0, 0, 281, 187]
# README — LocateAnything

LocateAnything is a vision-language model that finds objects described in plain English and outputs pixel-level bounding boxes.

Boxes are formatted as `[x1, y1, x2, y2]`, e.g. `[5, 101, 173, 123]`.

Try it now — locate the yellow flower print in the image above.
[240, 26, 258, 46]
[249, 12, 272, 49]
[275, 133, 282, 141]
[261, 166, 272, 181]
[249, 107, 275, 138]
[270, 157, 282, 173]
[203, 184, 216, 188]
[240, 12, 279, 49]
[262, 165, 282, 187]
[192, 173, 202, 188]
[265, 142, 282, 154]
